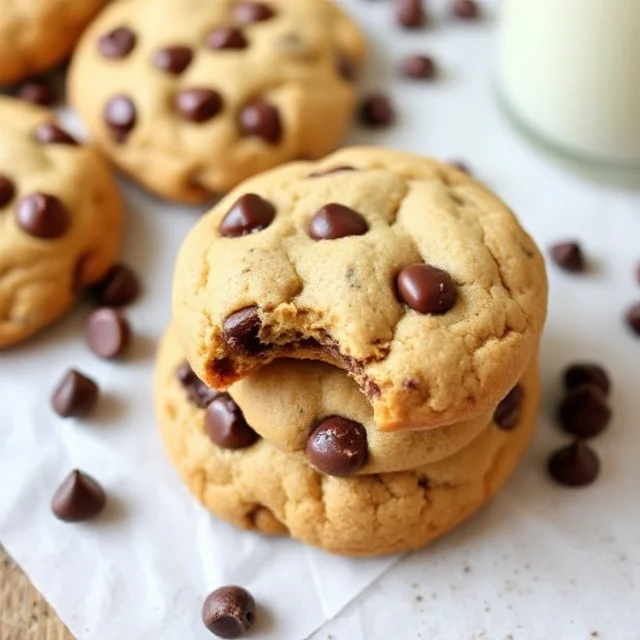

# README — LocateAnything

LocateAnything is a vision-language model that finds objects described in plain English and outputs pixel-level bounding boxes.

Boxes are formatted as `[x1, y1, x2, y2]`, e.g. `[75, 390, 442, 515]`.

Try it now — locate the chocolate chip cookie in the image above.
[173, 147, 548, 431]
[155, 325, 540, 557]
[0, 98, 123, 348]
[68, 0, 366, 203]
[0, 0, 106, 85]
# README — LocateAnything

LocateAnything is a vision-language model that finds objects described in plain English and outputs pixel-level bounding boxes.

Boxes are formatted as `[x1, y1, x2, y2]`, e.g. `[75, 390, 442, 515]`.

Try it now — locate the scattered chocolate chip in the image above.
[234, 2, 275, 24]
[98, 26, 137, 59]
[336, 53, 357, 81]
[548, 440, 600, 487]
[219, 194, 276, 237]
[308, 165, 356, 178]
[306, 416, 368, 477]
[91, 263, 140, 307]
[51, 370, 99, 418]
[550, 241, 585, 273]
[400, 54, 437, 80]
[309, 203, 368, 240]
[85, 308, 131, 359]
[202, 585, 256, 639]
[494, 385, 523, 430]
[238, 101, 282, 144]
[205, 394, 259, 449]
[397, 264, 458, 314]
[0, 175, 16, 207]
[453, 0, 480, 20]
[34, 122, 78, 146]
[16, 193, 69, 239]
[625, 302, 640, 337]
[359, 93, 395, 128]
[563, 363, 611, 397]
[223, 306, 263, 355]
[16, 78, 56, 106]
[104, 95, 137, 143]
[175, 88, 224, 123]
[559, 385, 611, 438]
[206, 26, 248, 50]
[177, 362, 218, 408]
[450, 160, 472, 174]
[52, 470, 106, 522]
[395, 0, 427, 28]
[153, 45, 193, 75]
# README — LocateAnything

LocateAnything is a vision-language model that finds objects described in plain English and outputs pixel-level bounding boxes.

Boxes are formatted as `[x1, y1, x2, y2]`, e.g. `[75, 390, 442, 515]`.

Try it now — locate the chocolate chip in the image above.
[16, 78, 56, 106]
[104, 95, 137, 143]
[98, 26, 137, 59]
[395, 0, 427, 28]
[205, 394, 259, 449]
[175, 88, 224, 123]
[51, 370, 99, 418]
[16, 193, 69, 239]
[308, 165, 356, 178]
[558, 385, 611, 438]
[177, 362, 218, 408]
[34, 122, 78, 146]
[219, 194, 276, 237]
[550, 241, 585, 273]
[234, 2, 275, 24]
[450, 160, 472, 174]
[625, 302, 640, 337]
[202, 585, 256, 638]
[401, 54, 437, 80]
[90, 263, 140, 308]
[238, 101, 282, 144]
[0, 175, 15, 207]
[306, 416, 368, 477]
[336, 53, 357, 81]
[309, 203, 369, 240]
[85, 308, 131, 359]
[359, 93, 395, 128]
[206, 26, 248, 50]
[223, 306, 264, 355]
[397, 264, 458, 314]
[547, 440, 600, 487]
[563, 363, 611, 397]
[153, 45, 193, 75]
[493, 385, 523, 430]
[453, 0, 480, 20]
[52, 470, 106, 522]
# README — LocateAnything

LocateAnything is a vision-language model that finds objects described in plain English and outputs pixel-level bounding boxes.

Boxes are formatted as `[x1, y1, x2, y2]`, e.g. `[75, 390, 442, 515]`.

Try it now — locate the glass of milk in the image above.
[498, 0, 640, 165]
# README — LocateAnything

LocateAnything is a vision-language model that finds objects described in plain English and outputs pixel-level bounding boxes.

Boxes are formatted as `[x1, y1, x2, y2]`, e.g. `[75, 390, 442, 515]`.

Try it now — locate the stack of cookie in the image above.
[157, 147, 548, 557]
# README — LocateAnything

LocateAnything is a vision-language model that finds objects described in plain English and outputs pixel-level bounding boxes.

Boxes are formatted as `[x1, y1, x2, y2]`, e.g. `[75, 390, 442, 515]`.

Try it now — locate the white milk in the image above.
[498, 0, 640, 163]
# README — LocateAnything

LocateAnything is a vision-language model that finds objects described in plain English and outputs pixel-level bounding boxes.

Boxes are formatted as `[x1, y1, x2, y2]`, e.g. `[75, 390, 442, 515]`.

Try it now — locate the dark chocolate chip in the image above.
[219, 194, 276, 237]
[85, 308, 131, 359]
[238, 101, 282, 144]
[0, 175, 16, 207]
[16, 78, 56, 106]
[34, 122, 78, 146]
[336, 53, 357, 81]
[359, 93, 395, 128]
[308, 165, 356, 178]
[306, 416, 368, 477]
[397, 264, 458, 314]
[453, 0, 480, 20]
[401, 54, 437, 80]
[202, 585, 256, 639]
[153, 45, 193, 75]
[625, 302, 640, 337]
[91, 263, 140, 308]
[175, 88, 224, 123]
[547, 440, 600, 487]
[550, 241, 585, 273]
[309, 203, 368, 240]
[177, 362, 218, 408]
[206, 26, 248, 50]
[223, 306, 263, 355]
[563, 363, 611, 396]
[104, 95, 137, 143]
[51, 470, 106, 522]
[493, 384, 523, 430]
[51, 370, 99, 418]
[205, 394, 259, 449]
[558, 385, 611, 438]
[234, 2, 275, 24]
[98, 26, 137, 59]
[450, 160, 472, 174]
[395, 0, 427, 28]
[16, 193, 69, 239]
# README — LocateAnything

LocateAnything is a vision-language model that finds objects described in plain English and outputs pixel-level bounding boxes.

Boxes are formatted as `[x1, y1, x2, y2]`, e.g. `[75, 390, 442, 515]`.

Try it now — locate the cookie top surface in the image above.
[0, 98, 123, 348]
[174, 147, 548, 431]
[68, 0, 366, 203]
[0, 0, 105, 84]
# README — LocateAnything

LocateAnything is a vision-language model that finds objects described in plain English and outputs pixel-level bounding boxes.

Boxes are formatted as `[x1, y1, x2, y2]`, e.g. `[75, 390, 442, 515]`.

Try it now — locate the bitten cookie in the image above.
[173, 147, 548, 431]
[156, 325, 540, 557]
[0, 0, 106, 85]
[0, 98, 123, 349]
[68, 0, 366, 203]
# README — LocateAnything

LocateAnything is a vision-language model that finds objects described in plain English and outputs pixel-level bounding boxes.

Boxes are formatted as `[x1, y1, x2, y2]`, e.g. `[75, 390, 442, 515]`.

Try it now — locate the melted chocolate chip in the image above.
[308, 165, 356, 178]
[234, 2, 275, 24]
[177, 362, 218, 408]
[34, 122, 78, 146]
[223, 306, 264, 355]
[395, 0, 427, 28]
[98, 26, 137, 59]
[104, 95, 137, 143]
[401, 54, 437, 80]
[153, 45, 193, 75]
[206, 26, 248, 50]
[309, 203, 368, 240]
[0, 175, 16, 207]
[453, 0, 480, 20]
[16, 78, 56, 106]
[559, 385, 611, 438]
[51, 370, 99, 418]
[205, 394, 259, 449]
[550, 241, 585, 273]
[202, 586, 256, 638]
[359, 93, 395, 128]
[563, 363, 611, 396]
[175, 88, 224, 122]
[238, 101, 282, 144]
[85, 308, 131, 359]
[625, 303, 640, 337]
[16, 193, 69, 239]
[52, 470, 106, 522]
[336, 53, 357, 81]
[494, 385, 523, 430]
[397, 264, 458, 314]
[219, 193, 276, 237]
[548, 440, 600, 487]
[91, 263, 140, 307]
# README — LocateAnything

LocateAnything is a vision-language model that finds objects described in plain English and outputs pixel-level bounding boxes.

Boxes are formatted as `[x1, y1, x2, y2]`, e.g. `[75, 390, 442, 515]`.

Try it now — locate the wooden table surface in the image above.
[0, 547, 72, 640]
